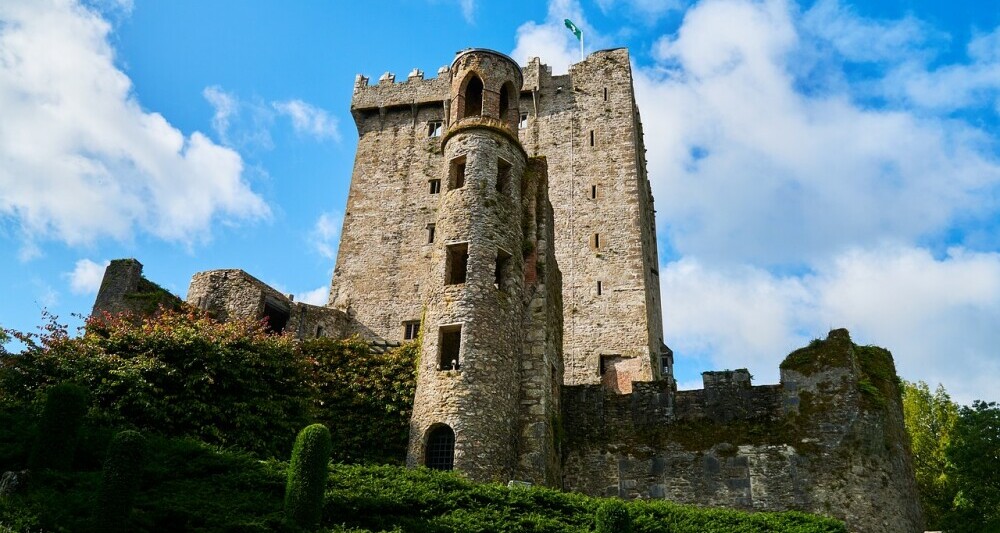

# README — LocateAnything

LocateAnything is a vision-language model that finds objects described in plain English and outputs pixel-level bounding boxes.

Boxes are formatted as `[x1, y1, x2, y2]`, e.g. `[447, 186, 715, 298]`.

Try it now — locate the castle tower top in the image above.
[448, 48, 522, 131]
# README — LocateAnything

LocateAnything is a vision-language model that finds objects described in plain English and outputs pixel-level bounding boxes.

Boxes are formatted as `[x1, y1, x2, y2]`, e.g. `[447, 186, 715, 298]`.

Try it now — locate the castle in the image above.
[93, 48, 924, 532]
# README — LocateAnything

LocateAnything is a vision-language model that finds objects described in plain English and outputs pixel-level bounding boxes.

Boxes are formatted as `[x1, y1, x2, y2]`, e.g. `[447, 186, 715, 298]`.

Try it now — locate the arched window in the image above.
[425, 424, 455, 470]
[499, 84, 510, 119]
[463, 76, 483, 118]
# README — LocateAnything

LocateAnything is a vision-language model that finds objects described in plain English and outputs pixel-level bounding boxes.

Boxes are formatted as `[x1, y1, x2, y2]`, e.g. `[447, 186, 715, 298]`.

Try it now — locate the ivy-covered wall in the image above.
[561, 329, 924, 533]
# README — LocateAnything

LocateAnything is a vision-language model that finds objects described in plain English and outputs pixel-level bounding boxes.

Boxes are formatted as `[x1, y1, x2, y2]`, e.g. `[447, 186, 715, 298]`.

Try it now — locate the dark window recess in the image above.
[449, 156, 466, 190]
[464, 76, 483, 117]
[315, 325, 324, 338]
[427, 223, 436, 243]
[429, 179, 441, 194]
[589, 130, 595, 147]
[519, 112, 528, 128]
[427, 121, 443, 137]
[591, 184, 597, 199]
[599, 354, 618, 376]
[425, 425, 455, 470]
[445, 243, 469, 285]
[496, 159, 511, 193]
[499, 84, 510, 118]
[597, 281, 603, 295]
[592, 233, 601, 250]
[651, 267, 659, 276]
[495, 249, 511, 289]
[439, 324, 462, 371]
[262, 299, 290, 334]
[604, 87, 608, 101]
[403, 320, 421, 340]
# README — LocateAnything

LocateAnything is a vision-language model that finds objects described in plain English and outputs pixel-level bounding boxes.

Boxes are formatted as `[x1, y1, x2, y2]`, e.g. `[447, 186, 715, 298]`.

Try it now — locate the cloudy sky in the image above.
[1, 0, 998, 404]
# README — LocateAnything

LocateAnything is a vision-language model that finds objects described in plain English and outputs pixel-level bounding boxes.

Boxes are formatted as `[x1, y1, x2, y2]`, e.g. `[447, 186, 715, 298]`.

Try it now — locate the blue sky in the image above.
[2, 0, 999, 404]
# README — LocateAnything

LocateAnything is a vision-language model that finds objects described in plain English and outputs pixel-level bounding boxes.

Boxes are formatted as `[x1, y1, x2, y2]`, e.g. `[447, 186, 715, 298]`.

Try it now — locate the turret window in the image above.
[438, 324, 462, 371]
[445, 242, 469, 285]
[519, 112, 528, 128]
[463, 75, 483, 118]
[495, 248, 511, 290]
[428, 120, 443, 137]
[449, 156, 466, 190]
[496, 158, 511, 194]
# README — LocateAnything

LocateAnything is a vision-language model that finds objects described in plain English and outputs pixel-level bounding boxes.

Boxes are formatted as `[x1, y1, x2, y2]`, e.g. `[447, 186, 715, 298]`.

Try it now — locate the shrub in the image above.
[97, 430, 147, 533]
[29, 383, 89, 471]
[596, 498, 632, 533]
[285, 424, 332, 529]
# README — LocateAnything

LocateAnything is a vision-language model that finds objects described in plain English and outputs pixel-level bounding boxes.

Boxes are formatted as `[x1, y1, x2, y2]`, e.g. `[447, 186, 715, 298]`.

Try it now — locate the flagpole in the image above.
[580, 31, 584, 60]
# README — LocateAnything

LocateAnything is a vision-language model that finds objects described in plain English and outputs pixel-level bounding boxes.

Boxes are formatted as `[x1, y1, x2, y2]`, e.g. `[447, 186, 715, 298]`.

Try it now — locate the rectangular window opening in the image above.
[597, 281, 602, 295]
[592, 233, 601, 250]
[590, 184, 597, 199]
[589, 130, 595, 147]
[429, 179, 441, 194]
[445, 242, 469, 285]
[315, 325, 324, 338]
[603, 87, 608, 101]
[496, 158, 511, 194]
[519, 112, 528, 128]
[427, 223, 436, 244]
[495, 248, 511, 290]
[449, 156, 467, 190]
[428, 120, 443, 137]
[262, 299, 290, 334]
[439, 324, 462, 371]
[403, 320, 421, 340]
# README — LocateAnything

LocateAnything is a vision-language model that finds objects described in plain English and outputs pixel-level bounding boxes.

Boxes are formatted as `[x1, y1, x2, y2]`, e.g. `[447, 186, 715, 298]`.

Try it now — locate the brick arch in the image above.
[457, 72, 484, 120]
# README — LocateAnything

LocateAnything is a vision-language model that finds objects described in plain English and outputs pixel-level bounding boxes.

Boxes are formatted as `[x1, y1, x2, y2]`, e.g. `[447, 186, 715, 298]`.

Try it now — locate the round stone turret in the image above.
[406, 48, 529, 482]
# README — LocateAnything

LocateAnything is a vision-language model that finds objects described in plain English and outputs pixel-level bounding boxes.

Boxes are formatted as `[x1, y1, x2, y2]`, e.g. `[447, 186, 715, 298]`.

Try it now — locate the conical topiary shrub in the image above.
[29, 383, 89, 471]
[96, 430, 147, 533]
[596, 498, 632, 533]
[285, 423, 332, 529]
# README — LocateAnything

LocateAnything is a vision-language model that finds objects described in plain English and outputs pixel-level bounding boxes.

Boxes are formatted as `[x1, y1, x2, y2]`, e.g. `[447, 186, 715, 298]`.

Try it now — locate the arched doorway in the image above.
[463, 76, 483, 118]
[425, 424, 455, 470]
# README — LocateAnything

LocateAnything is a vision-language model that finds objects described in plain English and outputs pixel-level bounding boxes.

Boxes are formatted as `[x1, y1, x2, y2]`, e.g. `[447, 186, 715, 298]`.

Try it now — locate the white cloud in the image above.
[801, 0, 934, 63]
[635, 0, 1000, 266]
[0, 1, 270, 250]
[663, 247, 1000, 404]
[66, 258, 110, 295]
[459, 0, 475, 23]
[273, 99, 341, 142]
[203, 85, 238, 144]
[310, 211, 342, 260]
[296, 285, 329, 306]
[510, 0, 608, 74]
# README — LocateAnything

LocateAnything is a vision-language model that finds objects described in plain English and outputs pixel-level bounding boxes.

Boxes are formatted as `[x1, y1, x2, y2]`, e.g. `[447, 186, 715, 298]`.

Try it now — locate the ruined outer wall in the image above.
[92, 258, 183, 318]
[561, 330, 923, 533]
[520, 49, 665, 387]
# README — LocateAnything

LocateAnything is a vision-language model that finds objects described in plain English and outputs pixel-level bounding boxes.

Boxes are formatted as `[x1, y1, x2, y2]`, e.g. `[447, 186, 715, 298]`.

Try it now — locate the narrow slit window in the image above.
[439, 324, 462, 371]
[427, 223, 436, 244]
[589, 130, 595, 147]
[591, 184, 597, 199]
[445, 242, 469, 285]
[403, 320, 421, 340]
[591, 233, 601, 250]
[603, 87, 608, 101]
[449, 156, 466, 190]
[597, 281, 602, 295]
[495, 248, 511, 290]
[429, 179, 441, 194]
[519, 112, 528, 128]
[428, 120, 443, 137]
[496, 158, 511, 194]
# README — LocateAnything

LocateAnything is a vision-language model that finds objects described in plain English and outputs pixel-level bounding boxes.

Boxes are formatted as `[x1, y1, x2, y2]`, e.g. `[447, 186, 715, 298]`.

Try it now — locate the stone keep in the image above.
[333, 47, 670, 394]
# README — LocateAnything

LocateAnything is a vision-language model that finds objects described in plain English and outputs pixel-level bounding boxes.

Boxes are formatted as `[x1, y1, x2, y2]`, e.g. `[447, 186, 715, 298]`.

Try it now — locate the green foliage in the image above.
[2, 310, 312, 456]
[945, 400, 1000, 532]
[97, 430, 147, 533]
[29, 382, 89, 471]
[301, 337, 417, 464]
[285, 424, 332, 529]
[596, 499, 632, 533]
[901, 380, 958, 529]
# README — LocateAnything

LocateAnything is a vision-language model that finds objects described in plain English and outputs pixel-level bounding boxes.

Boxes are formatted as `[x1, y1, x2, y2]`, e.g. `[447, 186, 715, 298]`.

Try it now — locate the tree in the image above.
[946, 400, 1000, 532]
[901, 380, 958, 528]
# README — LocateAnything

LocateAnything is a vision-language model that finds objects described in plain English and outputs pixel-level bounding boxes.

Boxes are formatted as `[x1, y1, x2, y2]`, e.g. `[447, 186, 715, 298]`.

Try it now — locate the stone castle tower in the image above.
[93, 47, 924, 531]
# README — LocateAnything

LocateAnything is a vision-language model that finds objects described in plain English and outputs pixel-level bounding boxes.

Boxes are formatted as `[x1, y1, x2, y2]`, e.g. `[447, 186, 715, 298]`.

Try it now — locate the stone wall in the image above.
[187, 269, 350, 341]
[561, 330, 924, 533]
[91, 258, 183, 319]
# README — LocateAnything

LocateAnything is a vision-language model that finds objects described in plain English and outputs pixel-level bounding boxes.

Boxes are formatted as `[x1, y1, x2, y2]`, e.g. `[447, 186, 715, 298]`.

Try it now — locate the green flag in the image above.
[564, 19, 582, 41]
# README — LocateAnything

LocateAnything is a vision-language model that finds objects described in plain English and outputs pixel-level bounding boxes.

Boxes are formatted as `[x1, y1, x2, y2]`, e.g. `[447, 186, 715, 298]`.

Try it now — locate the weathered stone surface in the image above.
[92, 258, 182, 318]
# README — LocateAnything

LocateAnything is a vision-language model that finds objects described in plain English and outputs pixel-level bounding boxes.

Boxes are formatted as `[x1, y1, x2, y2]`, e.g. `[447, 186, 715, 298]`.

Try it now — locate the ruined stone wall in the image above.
[187, 269, 349, 340]
[519, 49, 666, 387]
[561, 330, 923, 533]
[92, 258, 183, 318]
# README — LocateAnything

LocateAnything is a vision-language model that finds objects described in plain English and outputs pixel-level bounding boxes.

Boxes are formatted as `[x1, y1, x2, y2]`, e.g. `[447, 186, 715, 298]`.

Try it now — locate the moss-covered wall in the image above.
[561, 329, 924, 533]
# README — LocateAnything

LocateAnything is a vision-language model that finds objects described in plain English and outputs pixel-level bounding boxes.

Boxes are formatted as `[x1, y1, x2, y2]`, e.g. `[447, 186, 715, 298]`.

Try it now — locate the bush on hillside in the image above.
[596, 498, 632, 533]
[285, 424, 332, 529]
[97, 430, 147, 533]
[29, 383, 89, 471]
[2, 310, 312, 456]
